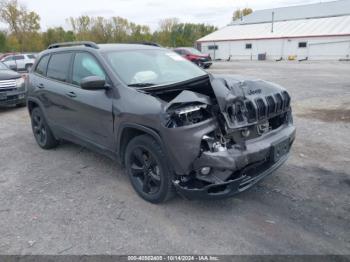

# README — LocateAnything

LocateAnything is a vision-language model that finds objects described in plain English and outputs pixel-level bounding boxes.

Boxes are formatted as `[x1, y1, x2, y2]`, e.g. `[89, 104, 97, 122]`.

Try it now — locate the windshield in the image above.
[103, 49, 207, 87]
[186, 48, 203, 56]
[0, 62, 8, 70]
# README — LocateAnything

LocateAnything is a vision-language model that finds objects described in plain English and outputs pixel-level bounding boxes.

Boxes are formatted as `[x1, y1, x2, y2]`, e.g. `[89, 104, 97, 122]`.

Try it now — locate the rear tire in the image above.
[30, 107, 58, 149]
[125, 135, 175, 203]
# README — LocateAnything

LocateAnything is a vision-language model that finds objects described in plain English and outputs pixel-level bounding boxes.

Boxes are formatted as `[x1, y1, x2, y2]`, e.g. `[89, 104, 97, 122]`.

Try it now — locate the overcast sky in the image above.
[17, 0, 331, 31]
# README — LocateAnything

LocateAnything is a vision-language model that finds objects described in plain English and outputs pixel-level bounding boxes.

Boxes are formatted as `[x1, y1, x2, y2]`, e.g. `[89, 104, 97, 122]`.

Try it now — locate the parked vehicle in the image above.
[1, 53, 36, 72]
[173, 47, 212, 68]
[0, 52, 18, 60]
[26, 41, 295, 203]
[0, 62, 26, 107]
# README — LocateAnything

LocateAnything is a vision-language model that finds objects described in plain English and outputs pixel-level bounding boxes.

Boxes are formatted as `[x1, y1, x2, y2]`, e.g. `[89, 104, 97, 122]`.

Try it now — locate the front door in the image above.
[65, 52, 114, 150]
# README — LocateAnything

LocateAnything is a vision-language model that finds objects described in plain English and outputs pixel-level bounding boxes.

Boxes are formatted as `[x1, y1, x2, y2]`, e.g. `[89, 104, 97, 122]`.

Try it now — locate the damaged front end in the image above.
[140, 74, 296, 199]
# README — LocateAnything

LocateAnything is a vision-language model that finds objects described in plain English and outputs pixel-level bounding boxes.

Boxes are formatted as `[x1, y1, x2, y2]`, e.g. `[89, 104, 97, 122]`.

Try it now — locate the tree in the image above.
[0, 0, 40, 51]
[157, 18, 179, 47]
[42, 27, 75, 47]
[0, 31, 6, 51]
[233, 8, 253, 21]
[154, 20, 217, 47]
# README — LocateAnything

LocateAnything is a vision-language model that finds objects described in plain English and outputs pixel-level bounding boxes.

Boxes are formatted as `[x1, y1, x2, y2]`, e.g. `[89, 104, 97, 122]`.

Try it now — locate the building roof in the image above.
[197, 15, 350, 42]
[232, 0, 350, 25]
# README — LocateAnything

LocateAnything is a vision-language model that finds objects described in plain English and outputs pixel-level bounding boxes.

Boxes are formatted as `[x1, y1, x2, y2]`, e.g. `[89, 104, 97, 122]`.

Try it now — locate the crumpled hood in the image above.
[210, 74, 286, 112]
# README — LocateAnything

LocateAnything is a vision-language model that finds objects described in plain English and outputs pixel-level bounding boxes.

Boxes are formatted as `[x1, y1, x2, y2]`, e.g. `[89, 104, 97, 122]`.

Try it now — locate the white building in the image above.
[196, 0, 350, 61]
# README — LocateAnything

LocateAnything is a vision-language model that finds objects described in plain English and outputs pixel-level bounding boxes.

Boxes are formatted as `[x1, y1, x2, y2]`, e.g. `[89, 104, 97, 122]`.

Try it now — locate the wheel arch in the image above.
[27, 97, 52, 132]
[27, 97, 43, 115]
[117, 123, 170, 168]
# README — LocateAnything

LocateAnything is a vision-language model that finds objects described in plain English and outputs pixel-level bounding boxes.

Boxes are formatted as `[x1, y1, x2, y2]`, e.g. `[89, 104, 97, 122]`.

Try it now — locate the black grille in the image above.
[282, 91, 291, 109]
[245, 101, 256, 122]
[274, 93, 283, 112]
[266, 96, 275, 116]
[255, 98, 266, 120]
[237, 91, 291, 123]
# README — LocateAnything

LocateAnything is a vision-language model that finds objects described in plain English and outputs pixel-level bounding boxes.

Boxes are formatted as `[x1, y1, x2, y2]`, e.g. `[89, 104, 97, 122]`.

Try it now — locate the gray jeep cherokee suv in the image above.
[26, 41, 295, 203]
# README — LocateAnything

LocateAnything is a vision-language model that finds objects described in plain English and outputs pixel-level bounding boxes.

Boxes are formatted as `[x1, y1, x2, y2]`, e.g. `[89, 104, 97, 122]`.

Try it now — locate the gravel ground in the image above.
[0, 61, 349, 255]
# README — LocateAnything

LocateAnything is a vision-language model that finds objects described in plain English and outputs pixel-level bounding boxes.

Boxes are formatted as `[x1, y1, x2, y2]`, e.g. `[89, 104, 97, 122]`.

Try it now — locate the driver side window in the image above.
[72, 53, 106, 86]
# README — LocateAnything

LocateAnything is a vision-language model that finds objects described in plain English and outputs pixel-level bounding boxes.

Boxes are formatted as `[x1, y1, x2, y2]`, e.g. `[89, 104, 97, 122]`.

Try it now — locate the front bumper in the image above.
[0, 90, 26, 106]
[195, 59, 212, 67]
[173, 124, 296, 200]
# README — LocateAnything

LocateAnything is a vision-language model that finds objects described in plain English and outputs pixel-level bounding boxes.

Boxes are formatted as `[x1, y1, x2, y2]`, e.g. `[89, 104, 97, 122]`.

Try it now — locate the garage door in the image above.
[309, 41, 350, 60]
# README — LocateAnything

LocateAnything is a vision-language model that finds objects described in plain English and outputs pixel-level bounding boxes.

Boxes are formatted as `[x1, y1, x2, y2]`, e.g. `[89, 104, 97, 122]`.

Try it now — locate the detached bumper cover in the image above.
[174, 154, 289, 200]
[173, 124, 296, 200]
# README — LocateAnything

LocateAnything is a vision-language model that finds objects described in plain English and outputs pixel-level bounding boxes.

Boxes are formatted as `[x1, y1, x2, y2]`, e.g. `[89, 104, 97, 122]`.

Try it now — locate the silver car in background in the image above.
[1, 54, 36, 72]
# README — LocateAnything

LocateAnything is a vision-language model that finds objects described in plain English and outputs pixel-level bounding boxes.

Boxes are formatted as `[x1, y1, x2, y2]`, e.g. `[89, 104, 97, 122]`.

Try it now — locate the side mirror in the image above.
[9, 64, 17, 71]
[80, 76, 106, 90]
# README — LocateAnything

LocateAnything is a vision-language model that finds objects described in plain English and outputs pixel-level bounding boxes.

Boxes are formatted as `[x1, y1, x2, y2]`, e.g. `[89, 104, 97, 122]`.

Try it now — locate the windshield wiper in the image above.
[128, 83, 156, 87]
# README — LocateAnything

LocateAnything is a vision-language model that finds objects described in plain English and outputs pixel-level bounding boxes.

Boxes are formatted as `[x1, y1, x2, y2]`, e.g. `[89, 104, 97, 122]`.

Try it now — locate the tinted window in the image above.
[245, 43, 252, 49]
[72, 53, 106, 85]
[35, 55, 50, 76]
[173, 49, 182, 55]
[14, 55, 25, 60]
[186, 48, 203, 55]
[27, 54, 36, 59]
[47, 53, 72, 82]
[0, 62, 8, 70]
[298, 42, 307, 48]
[3, 56, 13, 62]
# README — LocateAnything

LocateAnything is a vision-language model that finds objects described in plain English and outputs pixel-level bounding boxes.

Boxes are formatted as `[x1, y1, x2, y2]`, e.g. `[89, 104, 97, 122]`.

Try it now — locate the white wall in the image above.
[199, 36, 350, 60]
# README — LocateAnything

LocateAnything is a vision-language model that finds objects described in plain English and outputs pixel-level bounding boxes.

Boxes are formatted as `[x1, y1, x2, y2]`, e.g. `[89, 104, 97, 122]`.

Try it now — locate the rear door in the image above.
[13, 55, 26, 70]
[40, 52, 75, 129]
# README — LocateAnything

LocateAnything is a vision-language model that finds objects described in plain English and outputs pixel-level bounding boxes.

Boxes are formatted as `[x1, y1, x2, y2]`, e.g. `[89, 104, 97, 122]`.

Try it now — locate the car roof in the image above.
[40, 43, 163, 55]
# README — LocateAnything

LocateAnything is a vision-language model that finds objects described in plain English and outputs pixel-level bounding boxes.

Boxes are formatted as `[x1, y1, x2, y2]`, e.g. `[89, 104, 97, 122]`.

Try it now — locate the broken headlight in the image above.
[165, 103, 212, 128]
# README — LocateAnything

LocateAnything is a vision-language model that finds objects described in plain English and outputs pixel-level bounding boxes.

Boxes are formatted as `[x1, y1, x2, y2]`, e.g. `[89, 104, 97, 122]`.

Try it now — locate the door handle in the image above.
[37, 83, 45, 89]
[66, 91, 77, 98]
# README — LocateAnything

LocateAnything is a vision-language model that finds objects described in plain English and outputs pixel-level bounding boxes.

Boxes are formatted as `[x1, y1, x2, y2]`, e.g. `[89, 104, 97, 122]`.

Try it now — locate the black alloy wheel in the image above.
[30, 107, 58, 149]
[129, 146, 161, 195]
[125, 135, 175, 203]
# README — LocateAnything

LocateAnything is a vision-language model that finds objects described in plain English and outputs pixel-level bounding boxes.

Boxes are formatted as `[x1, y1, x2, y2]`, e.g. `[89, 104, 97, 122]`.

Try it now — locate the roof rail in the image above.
[128, 41, 162, 47]
[48, 41, 99, 49]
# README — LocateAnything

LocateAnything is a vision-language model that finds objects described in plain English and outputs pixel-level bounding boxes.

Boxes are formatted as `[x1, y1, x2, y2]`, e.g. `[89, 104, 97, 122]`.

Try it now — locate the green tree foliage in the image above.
[0, 0, 217, 52]
[153, 18, 217, 47]
[0, 0, 41, 51]
[233, 8, 253, 21]
[0, 31, 6, 51]
[42, 27, 75, 47]
[68, 16, 153, 43]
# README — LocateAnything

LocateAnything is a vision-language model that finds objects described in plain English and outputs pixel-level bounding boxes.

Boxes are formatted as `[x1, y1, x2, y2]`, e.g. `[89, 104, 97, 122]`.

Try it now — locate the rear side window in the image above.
[14, 55, 25, 60]
[27, 54, 36, 59]
[3, 56, 13, 62]
[47, 53, 72, 82]
[35, 55, 50, 76]
[72, 53, 106, 86]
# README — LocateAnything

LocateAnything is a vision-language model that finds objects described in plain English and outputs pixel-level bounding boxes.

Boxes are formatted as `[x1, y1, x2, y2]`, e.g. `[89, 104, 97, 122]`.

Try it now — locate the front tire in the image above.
[31, 107, 58, 149]
[125, 135, 175, 203]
